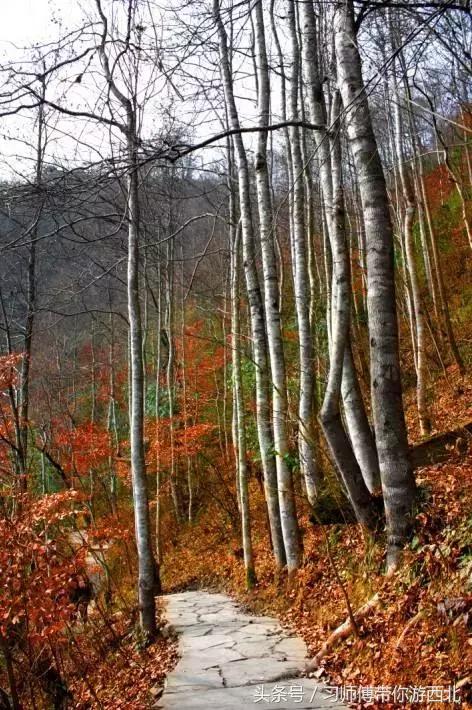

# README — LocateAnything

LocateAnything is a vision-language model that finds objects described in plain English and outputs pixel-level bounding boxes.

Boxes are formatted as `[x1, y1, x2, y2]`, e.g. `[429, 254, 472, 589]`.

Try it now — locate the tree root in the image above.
[394, 609, 425, 651]
[306, 593, 381, 670]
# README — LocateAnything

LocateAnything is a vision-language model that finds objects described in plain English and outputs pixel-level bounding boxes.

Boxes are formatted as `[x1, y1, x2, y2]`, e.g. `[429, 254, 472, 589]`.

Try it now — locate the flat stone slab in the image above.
[219, 657, 303, 687]
[156, 591, 346, 709]
[158, 681, 346, 708]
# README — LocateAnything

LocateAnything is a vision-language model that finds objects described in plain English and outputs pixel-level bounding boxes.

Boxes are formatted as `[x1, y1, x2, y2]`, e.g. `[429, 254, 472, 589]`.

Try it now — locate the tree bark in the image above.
[334, 0, 416, 570]
[287, 0, 321, 506]
[301, 0, 379, 497]
[319, 91, 378, 528]
[214, 0, 287, 569]
[165, 237, 181, 524]
[341, 345, 381, 494]
[392, 83, 431, 436]
[17, 77, 46, 489]
[231, 221, 256, 588]
[127, 121, 158, 636]
[253, 0, 301, 572]
[95, 0, 157, 636]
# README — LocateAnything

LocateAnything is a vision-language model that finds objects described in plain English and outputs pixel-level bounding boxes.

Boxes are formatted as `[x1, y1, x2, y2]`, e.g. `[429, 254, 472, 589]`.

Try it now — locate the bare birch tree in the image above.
[213, 0, 289, 570]
[286, 0, 320, 507]
[334, 0, 416, 570]
[95, 0, 157, 636]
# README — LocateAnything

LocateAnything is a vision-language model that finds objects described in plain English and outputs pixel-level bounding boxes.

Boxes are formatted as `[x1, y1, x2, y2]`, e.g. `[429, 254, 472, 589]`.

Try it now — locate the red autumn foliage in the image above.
[51, 421, 112, 478]
[0, 490, 88, 642]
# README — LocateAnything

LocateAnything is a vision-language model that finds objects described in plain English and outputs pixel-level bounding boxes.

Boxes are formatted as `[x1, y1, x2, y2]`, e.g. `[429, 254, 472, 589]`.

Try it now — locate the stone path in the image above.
[156, 591, 345, 709]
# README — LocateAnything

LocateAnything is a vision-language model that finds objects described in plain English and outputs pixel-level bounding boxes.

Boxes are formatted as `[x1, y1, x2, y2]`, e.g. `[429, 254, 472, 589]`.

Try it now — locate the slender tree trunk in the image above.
[334, 0, 416, 570]
[319, 91, 378, 528]
[107, 311, 118, 514]
[166, 238, 181, 524]
[300, 0, 333, 236]
[90, 322, 96, 425]
[226, 130, 242, 514]
[0, 637, 20, 710]
[180, 245, 193, 523]
[269, 0, 294, 310]
[18, 78, 46, 489]
[341, 344, 381, 493]
[392, 79, 431, 436]
[287, 0, 320, 506]
[301, 0, 379, 495]
[231, 222, 256, 588]
[416, 147, 465, 372]
[222, 275, 230, 460]
[127, 115, 158, 636]
[253, 0, 301, 570]
[214, 0, 287, 569]
[155, 262, 163, 568]
[95, 1, 158, 635]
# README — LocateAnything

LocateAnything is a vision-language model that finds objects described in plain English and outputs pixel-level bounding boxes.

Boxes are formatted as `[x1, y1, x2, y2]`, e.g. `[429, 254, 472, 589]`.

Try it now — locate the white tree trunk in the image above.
[319, 91, 378, 528]
[95, 0, 158, 635]
[301, 0, 379, 497]
[231, 221, 256, 588]
[334, 0, 416, 571]
[214, 0, 287, 569]
[253, 0, 301, 572]
[392, 84, 431, 436]
[127, 117, 158, 636]
[165, 238, 181, 524]
[287, 0, 320, 506]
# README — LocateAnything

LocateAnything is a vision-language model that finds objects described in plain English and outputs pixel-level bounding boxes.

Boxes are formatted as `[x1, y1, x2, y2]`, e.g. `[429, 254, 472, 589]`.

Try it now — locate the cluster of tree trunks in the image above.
[0, 0, 469, 640]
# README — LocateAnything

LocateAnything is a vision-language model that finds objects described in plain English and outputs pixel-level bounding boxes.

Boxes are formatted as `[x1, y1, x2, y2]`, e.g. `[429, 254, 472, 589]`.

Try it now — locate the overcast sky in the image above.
[0, 0, 262, 181]
[3, 0, 64, 46]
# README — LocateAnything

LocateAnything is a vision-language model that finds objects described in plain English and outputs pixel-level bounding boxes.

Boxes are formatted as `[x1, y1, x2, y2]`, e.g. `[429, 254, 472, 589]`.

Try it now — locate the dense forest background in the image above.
[0, 0, 470, 707]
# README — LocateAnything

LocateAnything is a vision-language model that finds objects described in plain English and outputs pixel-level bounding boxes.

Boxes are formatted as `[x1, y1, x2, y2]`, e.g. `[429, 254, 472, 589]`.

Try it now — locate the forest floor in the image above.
[161, 370, 472, 709]
[67, 602, 179, 709]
